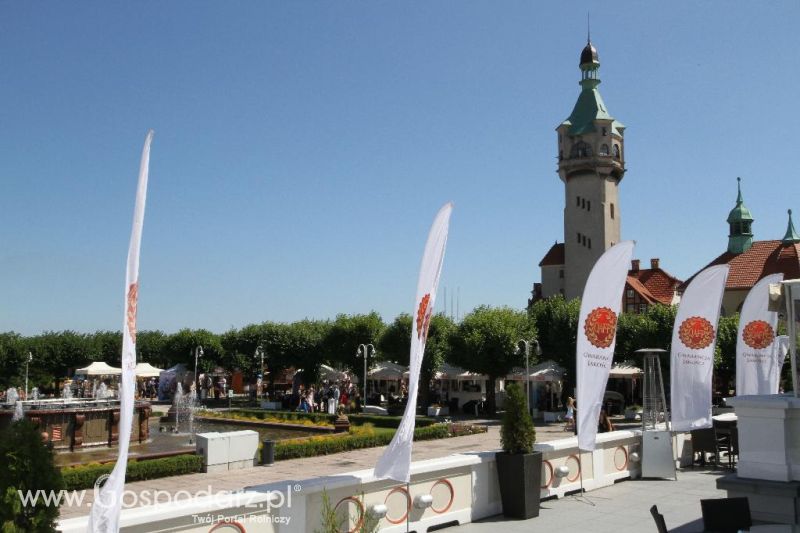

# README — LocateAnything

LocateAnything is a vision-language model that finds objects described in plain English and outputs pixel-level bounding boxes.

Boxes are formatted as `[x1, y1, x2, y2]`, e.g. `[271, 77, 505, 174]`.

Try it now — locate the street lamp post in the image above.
[193, 345, 204, 397]
[356, 344, 375, 410]
[516, 339, 541, 415]
[25, 352, 32, 399]
[189, 345, 203, 443]
[255, 344, 265, 399]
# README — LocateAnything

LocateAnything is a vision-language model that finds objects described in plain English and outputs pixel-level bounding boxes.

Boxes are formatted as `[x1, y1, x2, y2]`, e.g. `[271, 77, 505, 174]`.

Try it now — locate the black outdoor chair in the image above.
[713, 420, 737, 469]
[700, 497, 751, 533]
[690, 428, 717, 467]
[650, 504, 669, 533]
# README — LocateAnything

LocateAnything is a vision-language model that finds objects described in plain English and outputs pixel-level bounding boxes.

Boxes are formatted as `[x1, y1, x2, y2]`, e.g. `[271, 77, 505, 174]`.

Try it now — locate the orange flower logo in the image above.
[678, 316, 715, 350]
[416, 293, 432, 341]
[127, 282, 138, 344]
[584, 307, 617, 349]
[742, 320, 775, 350]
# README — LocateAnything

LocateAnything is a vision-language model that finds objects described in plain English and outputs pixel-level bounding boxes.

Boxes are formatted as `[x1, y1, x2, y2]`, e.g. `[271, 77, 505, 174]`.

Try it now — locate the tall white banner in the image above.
[736, 273, 784, 396]
[576, 241, 634, 451]
[88, 130, 153, 533]
[670, 265, 729, 432]
[374, 202, 452, 483]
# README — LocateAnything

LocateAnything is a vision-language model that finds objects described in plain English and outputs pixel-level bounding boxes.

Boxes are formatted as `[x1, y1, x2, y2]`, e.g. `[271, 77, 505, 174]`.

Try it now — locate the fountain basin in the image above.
[0, 399, 152, 450]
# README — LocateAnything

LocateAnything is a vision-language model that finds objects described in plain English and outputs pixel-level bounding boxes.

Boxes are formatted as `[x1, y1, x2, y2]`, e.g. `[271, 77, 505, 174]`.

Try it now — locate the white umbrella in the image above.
[75, 361, 123, 376]
[369, 361, 407, 380]
[134, 362, 164, 378]
[609, 363, 643, 378]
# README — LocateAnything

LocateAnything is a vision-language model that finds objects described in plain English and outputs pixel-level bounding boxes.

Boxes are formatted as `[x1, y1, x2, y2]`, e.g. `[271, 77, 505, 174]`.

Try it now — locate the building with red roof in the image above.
[680, 179, 800, 315]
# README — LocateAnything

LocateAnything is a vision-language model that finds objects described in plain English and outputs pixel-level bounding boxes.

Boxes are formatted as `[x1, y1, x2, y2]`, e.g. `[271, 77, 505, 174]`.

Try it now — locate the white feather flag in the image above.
[670, 265, 729, 432]
[736, 273, 783, 396]
[88, 130, 153, 532]
[374, 202, 453, 483]
[576, 241, 635, 451]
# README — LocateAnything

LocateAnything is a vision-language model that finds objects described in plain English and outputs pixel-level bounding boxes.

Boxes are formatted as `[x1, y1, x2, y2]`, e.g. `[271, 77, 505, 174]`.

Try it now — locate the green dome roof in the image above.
[783, 209, 800, 244]
[727, 177, 754, 224]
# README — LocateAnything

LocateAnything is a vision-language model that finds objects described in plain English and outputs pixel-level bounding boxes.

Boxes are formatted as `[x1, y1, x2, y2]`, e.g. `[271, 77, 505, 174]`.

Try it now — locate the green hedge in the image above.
[273, 424, 451, 461]
[62, 454, 203, 491]
[230, 409, 437, 429]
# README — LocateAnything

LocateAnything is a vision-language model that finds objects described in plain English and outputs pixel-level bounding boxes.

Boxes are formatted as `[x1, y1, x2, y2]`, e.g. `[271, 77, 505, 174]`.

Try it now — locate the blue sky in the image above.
[1, 2, 798, 335]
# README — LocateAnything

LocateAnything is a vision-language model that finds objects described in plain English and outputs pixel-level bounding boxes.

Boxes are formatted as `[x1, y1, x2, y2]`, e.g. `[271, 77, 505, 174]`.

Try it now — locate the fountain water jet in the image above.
[12, 401, 24, 421]
[5, 387, 18, 406]
[62, 382, 73, 400]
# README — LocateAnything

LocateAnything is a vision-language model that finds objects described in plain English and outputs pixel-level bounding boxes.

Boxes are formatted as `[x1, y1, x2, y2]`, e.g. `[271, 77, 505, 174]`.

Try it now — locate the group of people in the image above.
[198, 374, 228, 400]
[562, 396, 615, 433]
[136, 377, 158, 400]
[293, 380, 359, 414]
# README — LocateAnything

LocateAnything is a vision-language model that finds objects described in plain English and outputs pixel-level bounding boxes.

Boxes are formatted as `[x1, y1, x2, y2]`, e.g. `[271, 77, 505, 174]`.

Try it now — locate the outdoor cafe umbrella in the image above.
[134, 362, 163, 378]
[75, 361, 123, 376]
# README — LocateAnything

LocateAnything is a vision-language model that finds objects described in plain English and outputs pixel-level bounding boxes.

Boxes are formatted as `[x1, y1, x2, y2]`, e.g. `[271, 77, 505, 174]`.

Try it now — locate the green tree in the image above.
[378, 313, 454, 407]
[164, 329, 224, 371]
[449, 306, 536, 414]
[528, 296, 580, 401]
[323, 313, 385, 373]
[0, 421, 63, 532]
[714, 313, 739, 393]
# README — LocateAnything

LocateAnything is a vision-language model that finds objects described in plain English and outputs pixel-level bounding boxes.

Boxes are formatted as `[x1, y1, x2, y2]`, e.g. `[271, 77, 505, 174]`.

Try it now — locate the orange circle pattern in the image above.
[333, 496, 364, 533]
[383, 487, 411, 524]
[430, 479, 455, 514]
[613, 446, 628, 471]
[566, 454, 582, 482]
[541, 460, 554, 488]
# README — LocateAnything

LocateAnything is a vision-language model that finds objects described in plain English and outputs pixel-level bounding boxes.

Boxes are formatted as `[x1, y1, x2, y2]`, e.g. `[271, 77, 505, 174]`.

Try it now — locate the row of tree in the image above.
[2, 297, 753, 412]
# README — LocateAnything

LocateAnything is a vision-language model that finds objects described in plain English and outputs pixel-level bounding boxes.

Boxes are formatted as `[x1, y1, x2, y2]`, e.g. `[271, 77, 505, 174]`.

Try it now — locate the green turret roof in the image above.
[783, 209, 800, 244]
[561, 41, 624, 136]
[727, 177, 754, 224]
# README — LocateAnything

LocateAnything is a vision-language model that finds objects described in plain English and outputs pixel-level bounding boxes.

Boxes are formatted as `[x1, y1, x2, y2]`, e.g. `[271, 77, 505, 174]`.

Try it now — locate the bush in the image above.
[272, 423, 453, 461]
[500, 383, 536, 454]
[227, 409, 438, 429]
[0, 420, 63, 532]
[61, 454, 203, 491]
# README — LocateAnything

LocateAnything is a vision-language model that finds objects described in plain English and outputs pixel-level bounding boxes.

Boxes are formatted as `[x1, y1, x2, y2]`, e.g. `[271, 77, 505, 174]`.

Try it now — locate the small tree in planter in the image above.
[497, 382, 541, 519]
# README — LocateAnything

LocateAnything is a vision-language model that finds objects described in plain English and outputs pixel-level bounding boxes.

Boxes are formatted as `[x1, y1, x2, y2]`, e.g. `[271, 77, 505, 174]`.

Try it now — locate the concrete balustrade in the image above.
[59, 430, 644, 532]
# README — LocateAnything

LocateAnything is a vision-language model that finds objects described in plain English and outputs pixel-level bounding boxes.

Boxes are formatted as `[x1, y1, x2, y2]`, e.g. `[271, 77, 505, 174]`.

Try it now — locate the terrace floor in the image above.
[449, 467, 730, 533]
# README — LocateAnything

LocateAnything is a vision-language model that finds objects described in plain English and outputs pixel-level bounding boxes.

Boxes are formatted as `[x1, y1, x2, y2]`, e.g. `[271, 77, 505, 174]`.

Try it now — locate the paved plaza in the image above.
[452, 468, 728, 533]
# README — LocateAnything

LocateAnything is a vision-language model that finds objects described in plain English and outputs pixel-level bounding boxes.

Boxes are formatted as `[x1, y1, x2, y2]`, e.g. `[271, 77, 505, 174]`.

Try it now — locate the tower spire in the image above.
[727, 177, 754, 254]
[587, 12, 591, 44]
[783, 209, 800, 245]
[736, 176, 744, 205]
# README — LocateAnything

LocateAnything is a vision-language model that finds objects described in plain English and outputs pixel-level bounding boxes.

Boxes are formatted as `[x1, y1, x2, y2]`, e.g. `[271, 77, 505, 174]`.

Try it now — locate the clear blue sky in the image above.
[1, 2, 798, 335]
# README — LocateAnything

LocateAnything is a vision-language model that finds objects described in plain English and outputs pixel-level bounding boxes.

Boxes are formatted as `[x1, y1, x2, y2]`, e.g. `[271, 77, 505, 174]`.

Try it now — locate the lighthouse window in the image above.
[587, 200, 591, 211]
[570, 141, 593, 158]
[588, 238, 592, 249]
[581, 198, 586, 209]
[577, 196, 581, 207]
[577, 232, 581, 243]
[610, 203, 615, 219]
[600, 144, 609, 156]
[613, 144, 620, 158]
[602, 127, 607, 136]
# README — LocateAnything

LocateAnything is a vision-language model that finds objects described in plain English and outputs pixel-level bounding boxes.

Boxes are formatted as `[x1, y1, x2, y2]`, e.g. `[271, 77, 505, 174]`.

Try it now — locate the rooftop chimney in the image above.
[631, 259, 640, 272]
[650, 258, 660, 269]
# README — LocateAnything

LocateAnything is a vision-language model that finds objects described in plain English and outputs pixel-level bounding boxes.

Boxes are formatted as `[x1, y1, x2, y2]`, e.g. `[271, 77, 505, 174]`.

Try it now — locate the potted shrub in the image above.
[496, 382, 541, 519]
